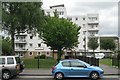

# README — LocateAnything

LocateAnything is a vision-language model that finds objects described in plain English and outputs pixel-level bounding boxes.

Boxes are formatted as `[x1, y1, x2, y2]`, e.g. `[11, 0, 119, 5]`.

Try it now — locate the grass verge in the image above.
[22, 59, 57, 69]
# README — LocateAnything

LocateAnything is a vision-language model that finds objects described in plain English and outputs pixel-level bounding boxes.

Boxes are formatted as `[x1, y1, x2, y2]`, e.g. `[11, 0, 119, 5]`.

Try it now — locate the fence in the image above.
[112, 55, 120, 68]
[65, 56, 99, 66]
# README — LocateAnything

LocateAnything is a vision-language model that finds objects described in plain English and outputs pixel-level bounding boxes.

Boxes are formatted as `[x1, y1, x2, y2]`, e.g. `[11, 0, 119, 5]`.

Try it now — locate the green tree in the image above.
[2, 2, 44, 55]
[40, 16, 80, 61]
[100, 38, 116, 51]
[2, 37, 12, 55]
[88, 37, 99, 57]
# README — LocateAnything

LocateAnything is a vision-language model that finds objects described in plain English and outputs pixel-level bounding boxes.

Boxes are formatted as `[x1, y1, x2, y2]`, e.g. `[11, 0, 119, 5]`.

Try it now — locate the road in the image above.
[11, 75, 120, 80]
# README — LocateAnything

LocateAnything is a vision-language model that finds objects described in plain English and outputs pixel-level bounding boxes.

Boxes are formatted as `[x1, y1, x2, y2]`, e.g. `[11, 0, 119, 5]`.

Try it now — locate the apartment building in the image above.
[14, 4, 99, 58]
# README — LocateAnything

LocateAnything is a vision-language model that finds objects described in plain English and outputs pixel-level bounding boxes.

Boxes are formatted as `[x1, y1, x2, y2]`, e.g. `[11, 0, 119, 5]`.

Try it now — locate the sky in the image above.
[42, 0, 119, 36]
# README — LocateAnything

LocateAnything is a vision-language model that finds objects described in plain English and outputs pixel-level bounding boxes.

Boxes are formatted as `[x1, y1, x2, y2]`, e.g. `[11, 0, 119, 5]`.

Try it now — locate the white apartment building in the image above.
[14, 4, 99, 58]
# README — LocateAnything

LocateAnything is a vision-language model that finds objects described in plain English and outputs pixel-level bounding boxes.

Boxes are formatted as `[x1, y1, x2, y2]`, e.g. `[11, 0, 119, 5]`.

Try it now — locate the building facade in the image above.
[14, 4, 99, 58]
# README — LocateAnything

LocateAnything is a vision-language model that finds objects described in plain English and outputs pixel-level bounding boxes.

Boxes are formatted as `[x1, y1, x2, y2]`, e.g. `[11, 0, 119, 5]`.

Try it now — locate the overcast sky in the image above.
[42, 0, 119, 36]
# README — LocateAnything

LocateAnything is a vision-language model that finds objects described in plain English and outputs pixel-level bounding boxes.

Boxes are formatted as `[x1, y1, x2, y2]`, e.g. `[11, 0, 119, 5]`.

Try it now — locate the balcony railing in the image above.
[35, 47, 44, 50]
[88, 20, 99, 25]
[88, 28, 99, 31]
[15, 40, 27, 43]
[15, 48, 27, 51]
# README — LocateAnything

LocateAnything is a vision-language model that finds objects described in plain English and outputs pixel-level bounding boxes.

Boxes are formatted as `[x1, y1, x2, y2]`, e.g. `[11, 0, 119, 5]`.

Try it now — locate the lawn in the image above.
[22, 59, 57, 69]
[99, 58, 112, 66]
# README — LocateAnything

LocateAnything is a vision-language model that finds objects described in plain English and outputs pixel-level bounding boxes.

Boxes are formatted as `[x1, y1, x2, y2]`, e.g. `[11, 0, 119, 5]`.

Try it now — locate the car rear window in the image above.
[7, 57, 14, 64]
[62, 61, 70, 67]
[0, 58, 5, 64]
[15, 57, 21, 63]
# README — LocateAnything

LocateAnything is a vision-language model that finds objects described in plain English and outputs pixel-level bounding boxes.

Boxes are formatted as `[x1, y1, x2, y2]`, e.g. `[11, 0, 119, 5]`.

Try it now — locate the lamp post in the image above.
[83, 31, 87, 57]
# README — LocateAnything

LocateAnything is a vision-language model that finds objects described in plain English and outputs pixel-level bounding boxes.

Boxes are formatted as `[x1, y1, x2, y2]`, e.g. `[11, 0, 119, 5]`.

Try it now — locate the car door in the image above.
[0, 57, 6, 78]
[70, 61, 89, 77]
[61, 61, 71, 77]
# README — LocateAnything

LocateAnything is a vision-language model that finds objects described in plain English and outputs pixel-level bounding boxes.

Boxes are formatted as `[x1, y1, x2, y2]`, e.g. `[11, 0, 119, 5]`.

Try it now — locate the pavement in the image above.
[20, 64, 120, 76]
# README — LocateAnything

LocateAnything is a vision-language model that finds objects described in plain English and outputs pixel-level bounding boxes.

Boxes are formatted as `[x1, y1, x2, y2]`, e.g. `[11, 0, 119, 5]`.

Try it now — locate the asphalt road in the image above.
[11, 75, 120, 80]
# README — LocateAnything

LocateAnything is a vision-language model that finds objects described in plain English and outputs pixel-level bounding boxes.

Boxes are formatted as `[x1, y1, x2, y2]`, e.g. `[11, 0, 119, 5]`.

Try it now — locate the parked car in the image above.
[52, 59, 104, 80]
[0, 56, 24, 80]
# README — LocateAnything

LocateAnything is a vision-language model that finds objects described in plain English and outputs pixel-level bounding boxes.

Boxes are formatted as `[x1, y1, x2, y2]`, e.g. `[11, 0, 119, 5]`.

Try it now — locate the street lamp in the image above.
[83, 31, 87, 57]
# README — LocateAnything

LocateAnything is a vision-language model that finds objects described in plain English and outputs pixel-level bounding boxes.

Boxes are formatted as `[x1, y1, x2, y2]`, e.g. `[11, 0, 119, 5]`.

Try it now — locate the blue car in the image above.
[52, 59, 104, 80]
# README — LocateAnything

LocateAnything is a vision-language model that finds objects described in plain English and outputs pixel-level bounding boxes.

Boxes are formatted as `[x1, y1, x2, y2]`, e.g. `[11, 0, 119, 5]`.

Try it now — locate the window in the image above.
[62, 61, 70, 67]
[83, 24, 85, 27]
[37, 52, 41, 55]
[76, 17, 78, 21]
[30, 43, 33, 47]
[83, 18, 85, 20]
[30, 36, 33, 39]
[0, 58, 5, 64]
[67, 18, 72, 21]
[7, 57, 14, 64]
[16, 36, 18, 40]
[47, 12, 50, 15]
[71, 61, 85, 67]
[46, 52, 49, 55]
[29, 52, 33, 56]
[38, 44, 41, 47]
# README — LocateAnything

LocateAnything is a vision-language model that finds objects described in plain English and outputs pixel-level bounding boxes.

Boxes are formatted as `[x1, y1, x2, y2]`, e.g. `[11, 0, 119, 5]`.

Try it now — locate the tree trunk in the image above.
[52, 49, 54, 59]
[93, 49, 95, 58]
[57, 49, 63, 62]
[11, 32, 15, 55]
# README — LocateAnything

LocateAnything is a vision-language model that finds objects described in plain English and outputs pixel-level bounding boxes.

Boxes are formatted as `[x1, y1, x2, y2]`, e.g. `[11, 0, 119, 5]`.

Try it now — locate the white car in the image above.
[0, 56, 24, 80]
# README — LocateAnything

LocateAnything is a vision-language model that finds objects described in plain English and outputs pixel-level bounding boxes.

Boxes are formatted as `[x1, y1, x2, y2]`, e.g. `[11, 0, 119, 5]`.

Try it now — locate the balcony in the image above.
[15, 48, 27, 51]
[35, 47, 44, 50]
[15, 40, 27, 43]
[88, 27, 99, 31]
[88, 20, 99, 25]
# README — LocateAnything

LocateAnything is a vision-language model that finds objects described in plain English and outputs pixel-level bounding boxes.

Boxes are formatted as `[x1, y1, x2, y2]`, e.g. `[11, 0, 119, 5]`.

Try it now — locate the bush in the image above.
[34, 55, 46, 59]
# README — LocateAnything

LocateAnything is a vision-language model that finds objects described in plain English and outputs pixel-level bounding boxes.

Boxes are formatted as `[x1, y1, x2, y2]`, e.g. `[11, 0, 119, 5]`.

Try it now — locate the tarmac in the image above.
[20, 64, 120, 76]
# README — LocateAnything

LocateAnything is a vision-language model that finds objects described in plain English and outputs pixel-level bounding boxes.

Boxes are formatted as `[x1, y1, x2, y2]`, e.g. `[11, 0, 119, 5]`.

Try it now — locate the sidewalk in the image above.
[99, 64, 119, 75]
[20, 64, 119, 76]
[20, 68, 52, 76]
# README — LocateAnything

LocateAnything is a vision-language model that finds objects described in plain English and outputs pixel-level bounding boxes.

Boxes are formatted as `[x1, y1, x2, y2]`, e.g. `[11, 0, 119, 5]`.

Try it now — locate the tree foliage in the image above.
[2, 37, 12, 55]
[2, 2, 44, 55]
[88, 37, 99, 52]
[100, 38, 116, 51]
[40, 16, 80, 60]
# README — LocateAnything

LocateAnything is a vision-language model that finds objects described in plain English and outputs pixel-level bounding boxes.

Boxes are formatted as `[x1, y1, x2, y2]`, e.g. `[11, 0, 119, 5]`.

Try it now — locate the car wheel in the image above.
[2, 70, 11, 80]
[90, 72, 99, 80]
[55, 72, 64, 80]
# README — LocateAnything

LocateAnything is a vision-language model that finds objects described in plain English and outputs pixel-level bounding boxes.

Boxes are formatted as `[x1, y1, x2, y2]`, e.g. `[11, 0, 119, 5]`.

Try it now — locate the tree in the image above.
[40, 16, 80, 61]
[100, 38, 116, 51]
[2, 2, 44, 55]
[2, 37, 12, 55]
[88, 37, 99, 57]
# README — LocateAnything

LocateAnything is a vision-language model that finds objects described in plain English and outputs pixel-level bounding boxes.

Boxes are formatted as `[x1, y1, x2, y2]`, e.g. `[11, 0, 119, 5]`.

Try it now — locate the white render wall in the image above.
[14, 4, 100, 57]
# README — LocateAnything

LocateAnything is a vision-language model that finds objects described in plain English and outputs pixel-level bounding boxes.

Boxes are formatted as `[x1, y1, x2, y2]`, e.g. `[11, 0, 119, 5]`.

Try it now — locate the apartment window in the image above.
[30, 36, 33, 39]
[67, 18, 72, 21]
[37, 52, 41, 55]
[16, 36, 18, 40]
[29, 43, 33, 47]
[76, 17, 78, 21]
[83, 24, 86, 27]
[47, 12, 50, 15]
[83, 18, 85, 20]
[38, 44, 41, 47]
[46, 52, 50, 55]
[29, 52, 33, 56]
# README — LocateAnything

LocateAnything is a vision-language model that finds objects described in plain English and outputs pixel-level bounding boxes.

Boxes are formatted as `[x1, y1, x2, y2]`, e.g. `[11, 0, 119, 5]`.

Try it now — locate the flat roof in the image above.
[50, 4, 64, 9]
